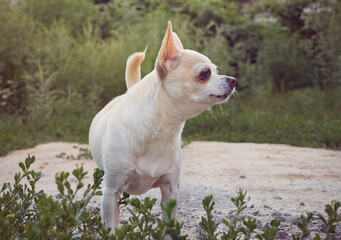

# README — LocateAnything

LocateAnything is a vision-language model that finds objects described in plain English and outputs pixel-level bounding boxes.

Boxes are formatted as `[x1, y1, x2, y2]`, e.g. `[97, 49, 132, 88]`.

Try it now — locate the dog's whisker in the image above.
[218, 104, 225, 114]
[233, 90, 240, 98]
[209, 108, 218, 121]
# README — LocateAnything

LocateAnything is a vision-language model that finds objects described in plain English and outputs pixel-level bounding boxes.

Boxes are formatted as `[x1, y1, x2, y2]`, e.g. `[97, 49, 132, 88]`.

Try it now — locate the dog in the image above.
[89, 21, 236, 233]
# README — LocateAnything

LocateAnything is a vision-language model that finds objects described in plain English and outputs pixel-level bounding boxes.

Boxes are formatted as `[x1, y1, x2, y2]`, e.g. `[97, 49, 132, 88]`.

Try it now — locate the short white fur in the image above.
[89, 21, 236, 234]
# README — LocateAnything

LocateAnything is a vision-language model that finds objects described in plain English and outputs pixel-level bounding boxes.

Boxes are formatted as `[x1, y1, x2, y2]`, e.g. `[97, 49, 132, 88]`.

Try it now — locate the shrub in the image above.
[1, 155, 340, 239]
[0, 155, 187, 239]
[0, 155, 104, 239]
[0, 0, 340, 155]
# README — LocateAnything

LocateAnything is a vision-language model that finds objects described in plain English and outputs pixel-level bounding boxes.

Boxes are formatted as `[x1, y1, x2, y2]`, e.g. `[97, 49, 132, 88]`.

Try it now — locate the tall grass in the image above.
[184, 88, 341, 149]
[1, 87, 340, 155]
[0, 0, 340, 155]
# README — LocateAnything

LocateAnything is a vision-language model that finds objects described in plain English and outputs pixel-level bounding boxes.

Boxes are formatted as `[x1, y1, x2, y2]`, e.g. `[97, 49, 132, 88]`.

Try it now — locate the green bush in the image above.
[0, 155, 187, 239]
[23, 0, 93, 34]
[0, 0, 340, 155]
[0, 155, 104, 239]
[1, 155, 340, 239]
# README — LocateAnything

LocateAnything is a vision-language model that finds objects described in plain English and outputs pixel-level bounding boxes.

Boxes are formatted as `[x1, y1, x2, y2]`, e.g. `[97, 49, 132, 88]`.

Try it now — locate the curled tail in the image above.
[125, 48, 146, 89]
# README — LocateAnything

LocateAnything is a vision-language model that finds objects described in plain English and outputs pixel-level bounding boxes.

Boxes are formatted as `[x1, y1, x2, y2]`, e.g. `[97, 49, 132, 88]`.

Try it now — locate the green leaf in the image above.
[19, 162, 26, 172]
[24, 154, 35, 170]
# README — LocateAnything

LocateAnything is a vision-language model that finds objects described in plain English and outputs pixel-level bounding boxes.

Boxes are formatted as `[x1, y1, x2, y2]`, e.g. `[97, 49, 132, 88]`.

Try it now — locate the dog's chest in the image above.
[135, 140, 180, 178]
[122, 171, 167, 195]
[121, 138, 181, 195]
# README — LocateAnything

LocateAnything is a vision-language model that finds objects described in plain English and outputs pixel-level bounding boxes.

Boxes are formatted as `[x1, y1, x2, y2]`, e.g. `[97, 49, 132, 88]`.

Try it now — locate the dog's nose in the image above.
[225, 76, 236, 84]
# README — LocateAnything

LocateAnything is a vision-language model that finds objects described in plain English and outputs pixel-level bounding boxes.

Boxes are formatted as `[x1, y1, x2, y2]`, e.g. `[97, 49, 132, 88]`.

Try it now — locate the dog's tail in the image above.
[125, 48, 146, 89]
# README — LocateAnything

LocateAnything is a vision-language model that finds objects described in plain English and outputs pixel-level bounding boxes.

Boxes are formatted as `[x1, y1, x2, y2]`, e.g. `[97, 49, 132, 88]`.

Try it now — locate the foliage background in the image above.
[0, 0, 340, 155]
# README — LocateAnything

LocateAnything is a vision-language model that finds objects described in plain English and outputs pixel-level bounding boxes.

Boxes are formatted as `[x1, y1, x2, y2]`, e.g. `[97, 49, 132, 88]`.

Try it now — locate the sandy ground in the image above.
[0, 141, 340, 239]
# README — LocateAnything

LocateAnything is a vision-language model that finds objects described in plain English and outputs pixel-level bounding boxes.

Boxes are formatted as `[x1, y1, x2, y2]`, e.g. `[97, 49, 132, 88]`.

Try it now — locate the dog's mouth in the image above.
[209, 88, 234, 100]
[209, 93, 229, 99]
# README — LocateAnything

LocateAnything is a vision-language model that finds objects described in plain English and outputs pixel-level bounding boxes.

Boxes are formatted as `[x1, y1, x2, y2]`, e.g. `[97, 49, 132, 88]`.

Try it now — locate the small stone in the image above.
[239, 175, 246, 179]
[253, 211, 259, 216]
[300, 202, 305, 206]
[271, 212, 281, 217]
[55, 193, 62, 199]
[272, 212, 287, 222]
[276, 230, 288, 239]
[250, 204, 254, 208]
[256, 219, 262, 229]
[120, 220, 128, 225]
[274, 196, 282, 200]
[289, 217, 301, 225]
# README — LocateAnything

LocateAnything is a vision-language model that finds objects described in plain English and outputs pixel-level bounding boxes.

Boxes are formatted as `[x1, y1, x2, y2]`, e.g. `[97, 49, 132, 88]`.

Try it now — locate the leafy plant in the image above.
[315, 200, 341, 240]
[292, 212, 314, 240]
[292, 201, 341, 240]
[1, 0, 341, 156]
[199, 189, 280, 240]
[0, 154, 104, 239]
[255, 219, 281, 240]
[221, 189, 277, 240]
[199, 195, 219, 239]
[0, 155, 188, 239]
[112, 197, 187, 240]
[24, 59, 59, 122]
[0, 155, 340, 239]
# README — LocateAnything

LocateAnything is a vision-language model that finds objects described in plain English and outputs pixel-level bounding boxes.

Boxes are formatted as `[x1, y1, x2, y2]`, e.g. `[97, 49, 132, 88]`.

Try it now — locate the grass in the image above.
[1, 0, 340, 156]
[183, 88, 341, 149]
[0, 113, 91, 156]
[1, 88, 340, 156]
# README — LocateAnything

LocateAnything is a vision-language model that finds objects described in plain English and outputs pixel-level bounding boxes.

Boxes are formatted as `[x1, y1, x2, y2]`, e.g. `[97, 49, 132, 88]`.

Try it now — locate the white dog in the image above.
[89, 21, 236, 232]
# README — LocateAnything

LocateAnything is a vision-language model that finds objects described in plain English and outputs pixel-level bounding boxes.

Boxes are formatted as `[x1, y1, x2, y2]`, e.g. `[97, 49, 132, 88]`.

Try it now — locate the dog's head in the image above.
[155, 21, 236, 117]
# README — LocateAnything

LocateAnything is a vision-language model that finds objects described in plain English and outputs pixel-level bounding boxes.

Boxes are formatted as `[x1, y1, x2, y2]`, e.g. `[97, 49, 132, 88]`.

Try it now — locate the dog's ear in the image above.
[156, 21, 182, 80]
[172, 32, 184, 51]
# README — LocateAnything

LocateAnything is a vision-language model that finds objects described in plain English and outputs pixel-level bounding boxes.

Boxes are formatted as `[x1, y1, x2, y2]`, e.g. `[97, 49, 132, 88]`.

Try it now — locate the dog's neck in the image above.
[155, 72, 202, 124]
[124, 72, 186, 144]
[157, 88, 187, 123]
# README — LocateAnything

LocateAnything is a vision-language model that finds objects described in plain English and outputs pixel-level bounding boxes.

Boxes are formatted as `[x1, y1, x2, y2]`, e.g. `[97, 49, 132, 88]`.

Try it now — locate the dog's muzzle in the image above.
[209, 76, 236, 99]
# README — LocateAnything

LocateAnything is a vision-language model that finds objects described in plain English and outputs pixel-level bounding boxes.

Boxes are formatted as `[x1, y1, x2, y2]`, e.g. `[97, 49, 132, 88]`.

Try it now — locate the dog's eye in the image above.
[198, 69, 211, 81]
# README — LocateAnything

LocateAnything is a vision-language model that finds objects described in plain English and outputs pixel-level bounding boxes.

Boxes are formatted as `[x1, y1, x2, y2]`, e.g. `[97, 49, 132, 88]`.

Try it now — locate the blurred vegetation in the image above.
[1, 156, 340, 239]
[0, 0, 340, 155]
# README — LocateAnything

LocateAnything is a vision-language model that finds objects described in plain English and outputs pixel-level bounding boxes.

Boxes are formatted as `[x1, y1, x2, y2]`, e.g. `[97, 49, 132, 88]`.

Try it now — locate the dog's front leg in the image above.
[160, 181, 179, 240]
[101, 186, 121, 233]
[160, 181, 179, 220]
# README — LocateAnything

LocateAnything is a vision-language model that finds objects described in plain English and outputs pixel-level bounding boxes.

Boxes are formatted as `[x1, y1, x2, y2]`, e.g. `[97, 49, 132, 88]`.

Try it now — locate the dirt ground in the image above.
[0, 141, 340, 239]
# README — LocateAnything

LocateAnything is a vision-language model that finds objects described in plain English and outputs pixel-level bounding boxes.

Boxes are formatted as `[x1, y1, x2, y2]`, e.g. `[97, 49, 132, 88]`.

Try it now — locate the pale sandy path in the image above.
[0, 141, 340, 239]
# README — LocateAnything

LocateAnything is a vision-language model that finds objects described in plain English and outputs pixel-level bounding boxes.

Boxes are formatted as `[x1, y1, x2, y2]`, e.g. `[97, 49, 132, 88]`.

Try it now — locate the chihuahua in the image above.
[89, 21, 236, 233]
